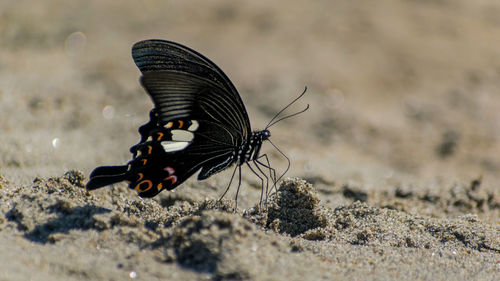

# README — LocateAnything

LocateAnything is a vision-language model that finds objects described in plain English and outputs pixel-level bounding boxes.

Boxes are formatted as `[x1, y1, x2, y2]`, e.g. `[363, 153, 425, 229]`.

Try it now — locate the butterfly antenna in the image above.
[266, 104, 309, 129]
[265, 86, 308, 130]
[267, 139, 290, 184]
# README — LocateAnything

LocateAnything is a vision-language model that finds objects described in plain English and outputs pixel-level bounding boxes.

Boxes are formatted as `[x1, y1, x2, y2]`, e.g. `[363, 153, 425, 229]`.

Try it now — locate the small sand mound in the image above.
[263, 178, 327, 236]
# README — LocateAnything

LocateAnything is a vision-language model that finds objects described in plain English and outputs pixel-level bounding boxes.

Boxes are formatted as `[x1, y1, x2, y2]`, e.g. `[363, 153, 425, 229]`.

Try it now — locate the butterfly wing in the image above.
[132, 39, 253, 177]
[125, 118, 238, 197]
[132, 39, 251, 140]
[87, 118, 236, 198]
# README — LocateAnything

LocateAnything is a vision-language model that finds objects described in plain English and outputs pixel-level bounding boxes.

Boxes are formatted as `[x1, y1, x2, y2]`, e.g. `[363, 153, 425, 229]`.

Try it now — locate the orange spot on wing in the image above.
[137, 173, 144, 181]
[141, 159, 148, 165]
[157, 183, 163, 191]
[135, 180, 152, 193]
[157, 132, 164, 141]
[178, 120, 184, 128]
[147, 145, 153, 154]
[166, 122, 173, 128]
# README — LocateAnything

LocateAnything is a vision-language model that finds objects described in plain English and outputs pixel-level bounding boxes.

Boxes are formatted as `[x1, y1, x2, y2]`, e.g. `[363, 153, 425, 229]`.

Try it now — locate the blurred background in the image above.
[1, 0, 500, 191]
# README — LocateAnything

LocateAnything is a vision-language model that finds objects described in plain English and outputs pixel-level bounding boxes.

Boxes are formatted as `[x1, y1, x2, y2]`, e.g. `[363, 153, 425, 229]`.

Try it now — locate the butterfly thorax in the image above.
[235, 129, 270, 165]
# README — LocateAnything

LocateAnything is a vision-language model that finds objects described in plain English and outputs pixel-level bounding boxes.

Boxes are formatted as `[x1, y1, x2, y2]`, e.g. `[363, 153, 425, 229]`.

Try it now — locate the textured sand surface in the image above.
[1, 0, 500, 280]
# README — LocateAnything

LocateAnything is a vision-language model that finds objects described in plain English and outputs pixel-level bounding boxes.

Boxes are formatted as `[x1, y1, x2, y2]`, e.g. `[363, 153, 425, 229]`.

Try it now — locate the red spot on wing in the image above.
[165, 175, 177, 184]
[164, 166, 175, 175]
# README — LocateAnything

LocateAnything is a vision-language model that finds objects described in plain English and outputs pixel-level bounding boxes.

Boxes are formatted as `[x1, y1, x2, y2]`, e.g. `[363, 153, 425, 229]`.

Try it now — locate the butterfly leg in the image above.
[266, 140, 290, 186]
[233, 165, 242, 211]
[250, 159, 273, 205]
[246, 162, 266, 206]
[255, 154, 277, 199]
[218, 165, 238, 201]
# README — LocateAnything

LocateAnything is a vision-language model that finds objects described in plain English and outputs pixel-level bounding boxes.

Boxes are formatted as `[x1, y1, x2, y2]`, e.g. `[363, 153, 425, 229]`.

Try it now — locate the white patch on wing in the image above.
[188, 120, 199, 131]
[161, 141, 190, 152]
[171, 130, 194, 141]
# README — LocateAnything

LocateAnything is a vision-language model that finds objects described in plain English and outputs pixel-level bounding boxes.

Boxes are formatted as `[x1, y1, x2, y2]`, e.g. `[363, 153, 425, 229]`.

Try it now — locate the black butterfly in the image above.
[87, 39, 307, 200]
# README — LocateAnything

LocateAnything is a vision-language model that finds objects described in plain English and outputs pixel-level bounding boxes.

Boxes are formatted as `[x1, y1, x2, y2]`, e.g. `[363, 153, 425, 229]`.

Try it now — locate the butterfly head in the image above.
[258, 129, 271, 144]
[251, 129, 271, 143]
[262, 129, 271, 140]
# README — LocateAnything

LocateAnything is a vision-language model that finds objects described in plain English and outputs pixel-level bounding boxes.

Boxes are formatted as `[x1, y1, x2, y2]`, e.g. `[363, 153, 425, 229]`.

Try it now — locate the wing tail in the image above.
[87, 165, 129, 190]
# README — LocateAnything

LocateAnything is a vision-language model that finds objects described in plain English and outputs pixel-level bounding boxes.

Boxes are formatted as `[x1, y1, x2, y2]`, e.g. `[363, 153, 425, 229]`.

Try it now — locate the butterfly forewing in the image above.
[132, 40, 251, 137]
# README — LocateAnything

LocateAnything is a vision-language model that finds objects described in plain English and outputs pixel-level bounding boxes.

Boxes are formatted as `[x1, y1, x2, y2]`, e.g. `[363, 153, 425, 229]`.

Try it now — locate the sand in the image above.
[1, 0, 500, 280]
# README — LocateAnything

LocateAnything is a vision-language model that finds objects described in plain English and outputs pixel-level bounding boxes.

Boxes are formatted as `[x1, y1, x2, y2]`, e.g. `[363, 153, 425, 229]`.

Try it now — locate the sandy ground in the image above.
[1, 0, 500, 280]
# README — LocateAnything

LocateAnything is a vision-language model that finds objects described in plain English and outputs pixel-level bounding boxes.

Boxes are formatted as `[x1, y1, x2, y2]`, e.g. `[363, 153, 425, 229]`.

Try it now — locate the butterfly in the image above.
[86, 39, 307, 200]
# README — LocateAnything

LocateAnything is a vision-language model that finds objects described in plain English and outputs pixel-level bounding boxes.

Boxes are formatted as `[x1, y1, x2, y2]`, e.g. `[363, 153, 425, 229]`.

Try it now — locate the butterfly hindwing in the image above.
[86, 166, 129, 190]
[126, 117, 237, 197]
